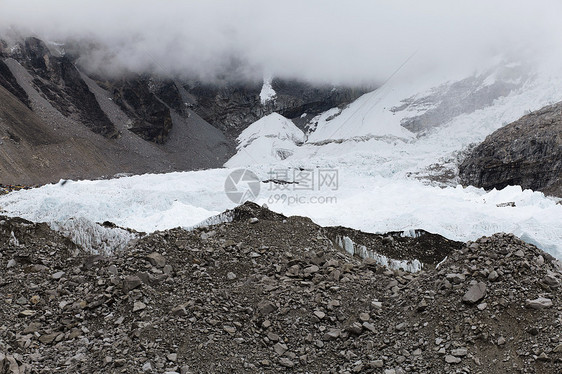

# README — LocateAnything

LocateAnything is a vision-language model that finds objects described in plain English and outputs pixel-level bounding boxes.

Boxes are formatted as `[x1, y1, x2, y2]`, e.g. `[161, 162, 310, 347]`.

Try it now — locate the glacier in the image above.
[1, 168, 561, 259]
[1, 60, 561, 259]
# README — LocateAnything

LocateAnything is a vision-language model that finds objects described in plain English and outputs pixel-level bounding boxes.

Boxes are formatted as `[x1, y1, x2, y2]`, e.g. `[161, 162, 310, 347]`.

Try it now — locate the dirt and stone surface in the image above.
[1, 202, 561, 373]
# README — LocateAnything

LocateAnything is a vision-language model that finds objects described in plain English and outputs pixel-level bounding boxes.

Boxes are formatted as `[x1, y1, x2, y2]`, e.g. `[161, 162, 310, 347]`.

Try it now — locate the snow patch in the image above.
[481, 72, 497, 87]
[401, 229, 422, 238]
[9, 231, 20, 247]
[260, 77, 276, 105]
[306, 88, 415, 143]
[435, 256, 448, 269]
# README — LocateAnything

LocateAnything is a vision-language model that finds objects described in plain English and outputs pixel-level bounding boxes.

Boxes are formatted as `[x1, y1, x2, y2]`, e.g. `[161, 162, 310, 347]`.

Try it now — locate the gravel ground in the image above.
[1, 202, 561, 373]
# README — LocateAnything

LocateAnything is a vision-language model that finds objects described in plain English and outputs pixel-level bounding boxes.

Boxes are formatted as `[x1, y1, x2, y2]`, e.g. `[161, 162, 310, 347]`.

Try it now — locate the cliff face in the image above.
[9, 37, 118, 138]
[0, 36, 361, 184]
[4, 38, 362, 145]
[96, 77, 177, 144]
[459, 102, 562, 197]
[0, 59, 31, 109]
[186, 79, 364, 138]
[93, 77, 363, 144]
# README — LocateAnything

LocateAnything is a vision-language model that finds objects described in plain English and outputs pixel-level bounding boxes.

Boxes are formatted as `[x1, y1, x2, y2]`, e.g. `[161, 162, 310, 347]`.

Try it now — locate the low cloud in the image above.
[1, 0, 561, 84]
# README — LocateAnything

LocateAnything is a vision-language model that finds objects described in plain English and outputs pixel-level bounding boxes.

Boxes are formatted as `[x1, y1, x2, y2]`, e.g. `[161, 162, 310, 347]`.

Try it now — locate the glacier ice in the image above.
[336, 235, 423, 273]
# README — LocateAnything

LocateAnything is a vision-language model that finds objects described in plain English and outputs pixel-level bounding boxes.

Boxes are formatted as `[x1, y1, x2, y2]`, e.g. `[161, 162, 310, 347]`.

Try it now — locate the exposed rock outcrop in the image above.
[185, 79, 364, 138]
[96, 77, 176, 144]
[0, 65, 229, 185]
[459, 102, 562, 197]
[0, 59, 30, 109]
[9, 37, 118, 138]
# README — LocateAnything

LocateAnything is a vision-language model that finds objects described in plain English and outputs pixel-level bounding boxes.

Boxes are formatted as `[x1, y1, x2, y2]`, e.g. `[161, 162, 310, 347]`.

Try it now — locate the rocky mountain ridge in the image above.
[186, 78, 364, 139]
[0, 36, 362, 185]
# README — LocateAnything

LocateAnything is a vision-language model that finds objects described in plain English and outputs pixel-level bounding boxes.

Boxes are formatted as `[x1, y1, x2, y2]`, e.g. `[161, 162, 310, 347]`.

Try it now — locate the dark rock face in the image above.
[186, 81, 263, 137]
[186, 79, 364, 138]
[0, 61, 230, 185]
[0, 59, 31, 109]
[97, 77, 176, 144]
[93, 76, 362, 143]
[273, 79, 363, 127]
[0, 84, 59, 147]
[2, 37, 183, 144]
[11, 37, 118, 138]
[0, 35, 363, 183]
[459, 102, 562, 197]
[2, 36, 362, 145]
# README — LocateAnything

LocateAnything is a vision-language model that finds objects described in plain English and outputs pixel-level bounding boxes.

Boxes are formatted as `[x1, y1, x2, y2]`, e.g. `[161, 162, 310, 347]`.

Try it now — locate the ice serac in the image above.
[326, 226, 463, 273]
[337, 235, 423, 273]
[49, 217, 138, 255]
[459, 101, 562, 198]
[229, 60, 561, 189]
[1, 166, 562, 260]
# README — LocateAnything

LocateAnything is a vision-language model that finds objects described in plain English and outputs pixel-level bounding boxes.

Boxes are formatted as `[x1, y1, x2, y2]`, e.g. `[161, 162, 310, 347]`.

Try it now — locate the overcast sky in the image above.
[1, 0, 561, 84]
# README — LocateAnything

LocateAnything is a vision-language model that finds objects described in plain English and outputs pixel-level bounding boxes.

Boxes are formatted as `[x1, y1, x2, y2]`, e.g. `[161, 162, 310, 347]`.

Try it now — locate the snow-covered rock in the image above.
[225, 113, 305, 167]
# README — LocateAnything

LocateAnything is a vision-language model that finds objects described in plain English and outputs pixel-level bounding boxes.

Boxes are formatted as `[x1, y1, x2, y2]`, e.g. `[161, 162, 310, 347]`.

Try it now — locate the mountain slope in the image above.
[0, 36, 359, 184]
[184, 78, 364, 139]
[0, 83, 116, 184]
[0, 56, 231, 185]
[226, 60, 562, 189]
[1, 37, 561, 263]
